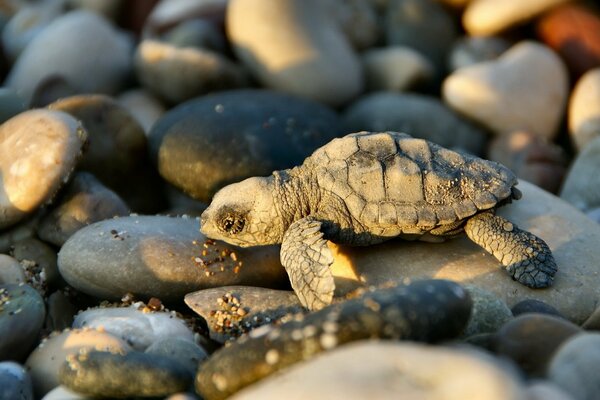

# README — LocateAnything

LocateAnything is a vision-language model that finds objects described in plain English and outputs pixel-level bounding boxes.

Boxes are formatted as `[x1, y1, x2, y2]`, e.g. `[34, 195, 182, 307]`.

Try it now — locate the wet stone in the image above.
[0, 283, 45, 361]
[493, 314, 581, 377]
[58, 216, 286, 301]
[0, 109, 86, 229]
[511, 299, 564, 319]
[145, 337, 208, 376]
[0, 361, 33, 400]
[463, 286, 513, 337]
[195, 279, 472, 400]
[185, 286, 304, 343]
[60, 350, 194, 398]
[25, 328, 132, 398]
[149, 89, 342, 202]
[37, 172, 130, 247]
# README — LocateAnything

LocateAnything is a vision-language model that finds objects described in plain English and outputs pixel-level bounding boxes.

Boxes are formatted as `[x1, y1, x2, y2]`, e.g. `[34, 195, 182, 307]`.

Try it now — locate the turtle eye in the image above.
[221, 214, 245, 234]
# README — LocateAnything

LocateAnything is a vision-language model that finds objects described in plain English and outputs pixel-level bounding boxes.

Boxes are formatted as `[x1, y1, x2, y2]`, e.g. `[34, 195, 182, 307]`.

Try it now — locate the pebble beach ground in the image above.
[1, 0, 600, 399]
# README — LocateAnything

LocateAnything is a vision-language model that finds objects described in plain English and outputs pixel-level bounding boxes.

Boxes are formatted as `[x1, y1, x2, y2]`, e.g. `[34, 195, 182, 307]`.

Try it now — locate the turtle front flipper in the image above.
[280, 217, 335, 311]
[464, 211, 557, 288]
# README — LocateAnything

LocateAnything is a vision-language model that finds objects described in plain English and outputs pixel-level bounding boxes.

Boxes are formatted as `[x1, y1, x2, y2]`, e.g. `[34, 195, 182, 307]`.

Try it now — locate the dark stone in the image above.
[148, 89, 342, 202]
[145, 338, 208, 376]
[60, 350, 194, 398]
[195, 279, 472, 400]
[0, 361, 33, 400]
[511, 299, 564, 319]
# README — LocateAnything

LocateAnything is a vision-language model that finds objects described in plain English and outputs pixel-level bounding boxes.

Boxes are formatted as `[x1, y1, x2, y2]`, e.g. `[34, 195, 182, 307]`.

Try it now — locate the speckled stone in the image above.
[72, 305, 196, 351]
[229, 341, 525, 400]
[37, 172, 130, 246]
[0, 283, 45, 361]
[463, 286, 513, 337]
[25, 328, 132, 397]
[60, 350, 194, 398]
[145, 337, 208, 375]
[149, 90, 342, 202]
[444, 41, 568, 139]
[227, 0, 363, 106]
[0, 361, 33, 400]
[560, 136, 600, 213]
[547, 333, 600, 400]
[493, 314, 581, 377]
[49, 94, 165, 213]
[0, 109, 86, 229]
[185, 286, 303, 343]
[568, 68, 600, 151]
[4, 10, 132, 104]
[0, 254, 25, 284]
[58, 216, 286, 301]
[195, 280, 472, 399]
[342, 92, 487, 155]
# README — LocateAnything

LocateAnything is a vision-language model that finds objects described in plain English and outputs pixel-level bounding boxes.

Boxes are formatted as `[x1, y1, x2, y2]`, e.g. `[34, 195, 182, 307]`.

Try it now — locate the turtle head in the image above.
[200, 176, 284, 247]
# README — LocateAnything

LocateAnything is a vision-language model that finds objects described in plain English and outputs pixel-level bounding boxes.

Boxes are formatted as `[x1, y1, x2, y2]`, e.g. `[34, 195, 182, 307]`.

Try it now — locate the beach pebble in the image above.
[145, 337, 208, 375]
[144, 0, 228, 36]
[227, 0, 363, 107]
[25, 328, 132, 397]
[448, 36, 511, 71]
[581, 303, 600, 330]
[328, 181, 600, 324]
[5, 10, 132, 104]
[37, 172, 130, 246]
[135, 39, 248, 104]
[463, 0, 571, 36]
[488, 130, 567, 193]
[568, 68, 600, 151]
[149, 90, 342, 202]
[60, 350, 194, 398]
[44, 291, 77, 332]
[463, 286, 513, 337]
[0, 214, 41, 254]
[322, 0, 380, 51]
[72, 305, 195, 351]
[385, 0, 457, 77]
[342, 92, 487, 155]
[0, 283, 45, 361]
[525, 381, 575, 400]
[0, 254, 25, 284]
[50, 94, 166, 213]
[511, 299, 564, 319]
[0, 88, 26, 123]
[12, 237, 59, 290]
[537, 4, 600, 78]
[117, 89, 165, 134]
[58, 216, 286, 301]
[229, 341, 525, 400]
[444, 41, 568, 139]
[42, 385, 89, 400]
[547, 333, 600, 400]
[160, 18, 226, 52]
[195, 280, 472, 399]
[0, 361, 33, 400]
[185, 286, 303, 343]
[493, 314, 581, 377]
[362, 46, 433, 92]
[67, 0, 123, 21]
[560, 136, 600, 213]
[0, 109, 86, 229]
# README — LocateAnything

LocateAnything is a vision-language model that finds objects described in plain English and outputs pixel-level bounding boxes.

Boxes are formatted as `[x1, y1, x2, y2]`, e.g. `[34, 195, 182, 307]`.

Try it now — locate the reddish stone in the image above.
[537, 4, 600, 78]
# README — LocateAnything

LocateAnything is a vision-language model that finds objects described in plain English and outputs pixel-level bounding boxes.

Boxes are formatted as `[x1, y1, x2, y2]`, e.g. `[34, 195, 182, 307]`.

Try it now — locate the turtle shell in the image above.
[306, 131, 517, 234]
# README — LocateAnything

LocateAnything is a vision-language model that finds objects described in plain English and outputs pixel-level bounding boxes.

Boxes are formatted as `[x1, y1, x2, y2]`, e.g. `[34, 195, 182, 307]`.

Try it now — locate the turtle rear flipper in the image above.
[281, 217, 335, 310]
[464, 211, 557, 288]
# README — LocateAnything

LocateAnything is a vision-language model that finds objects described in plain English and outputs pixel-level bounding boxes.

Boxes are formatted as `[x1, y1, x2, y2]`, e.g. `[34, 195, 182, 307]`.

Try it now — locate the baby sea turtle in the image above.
[201, 131, 557, 310]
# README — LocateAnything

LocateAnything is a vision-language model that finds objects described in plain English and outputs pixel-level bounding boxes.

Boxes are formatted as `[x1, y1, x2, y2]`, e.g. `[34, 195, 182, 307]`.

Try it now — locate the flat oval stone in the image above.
[560, 136, 600, 212]
[328, 181, 600, 324]
[568, 68, 600, 151]
[135, 39, 248, 104]
[463, 0, 571, 36]
[0, 109, 86, 229]
[37, 172, 130, 246]
[342, 92, 487, 155]
[72, 305, 196, 351]
[4, 10, 132, 104]
[229, 342, 525, 400]
[547, 333, 600, 399]
[185, 286, 303, 343]
[60, 350, 194, 398]
[493, 314, 581, 377]
[0, 254, 25, 284]
[195, 280, 472, 399]
[0, 283, 45, 361]
[227, 0, 362, 107]
[443, 41, 568, 139]
[0, 361, 33, 400]
[25, 328, 132, 397]
[149, 90, 342, 202]
[58, 216, 286, 301]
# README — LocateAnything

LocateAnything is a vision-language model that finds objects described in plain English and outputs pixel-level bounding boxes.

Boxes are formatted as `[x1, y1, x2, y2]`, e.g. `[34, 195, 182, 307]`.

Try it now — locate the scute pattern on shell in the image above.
[307, 131, 516, 232]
